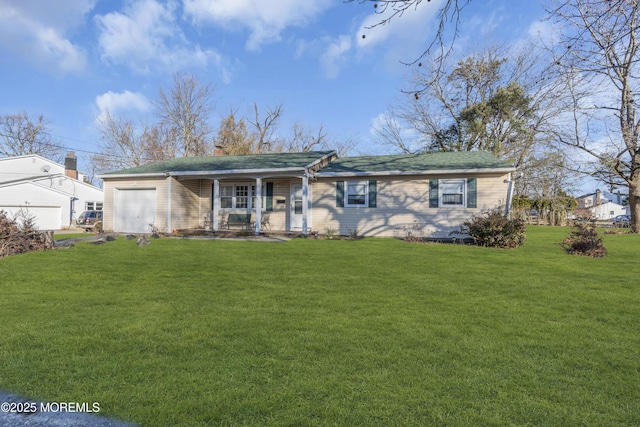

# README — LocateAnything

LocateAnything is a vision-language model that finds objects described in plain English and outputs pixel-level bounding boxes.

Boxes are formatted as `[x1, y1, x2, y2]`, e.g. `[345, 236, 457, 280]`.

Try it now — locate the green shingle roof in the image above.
[103, 151, 335, 175]
[102, 150, 513, 178]
[317, 151, 513, 175]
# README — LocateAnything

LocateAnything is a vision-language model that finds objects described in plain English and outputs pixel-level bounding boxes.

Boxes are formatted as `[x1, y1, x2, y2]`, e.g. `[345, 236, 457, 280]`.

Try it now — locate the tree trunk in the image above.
[630, 179, 640, 233]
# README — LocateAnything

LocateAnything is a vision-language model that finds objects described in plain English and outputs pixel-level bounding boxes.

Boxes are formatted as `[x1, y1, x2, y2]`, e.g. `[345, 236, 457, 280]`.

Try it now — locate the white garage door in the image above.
[0, 206, 62, 230]
[115, 189, 157, 233]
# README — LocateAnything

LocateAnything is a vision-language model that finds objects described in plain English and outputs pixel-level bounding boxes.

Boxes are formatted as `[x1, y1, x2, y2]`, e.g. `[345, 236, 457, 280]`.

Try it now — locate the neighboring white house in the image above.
[589, 201, 627, 220]
[576, 190, 628, 220]
[0, 153, 104, 230]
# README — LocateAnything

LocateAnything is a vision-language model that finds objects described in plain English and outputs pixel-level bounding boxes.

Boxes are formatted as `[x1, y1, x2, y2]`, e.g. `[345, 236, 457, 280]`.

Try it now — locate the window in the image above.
[336, 180, 377, 208]
[221, 185, 233, 208]
[216, 183, 268, 210]
[85, 201, 103, 211]
[347, 182, 367, 206]
[429, 178, 477, 208]
[235, 185, 249, 208]
[440, 180, 465, 206]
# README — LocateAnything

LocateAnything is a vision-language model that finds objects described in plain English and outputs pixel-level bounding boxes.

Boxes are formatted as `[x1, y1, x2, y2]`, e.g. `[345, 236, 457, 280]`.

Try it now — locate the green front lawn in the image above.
[1, 227, 639, 426]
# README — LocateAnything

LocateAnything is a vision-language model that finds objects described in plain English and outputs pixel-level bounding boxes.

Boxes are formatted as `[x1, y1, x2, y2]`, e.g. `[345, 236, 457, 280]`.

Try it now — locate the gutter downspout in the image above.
[504, 172, 522, 219]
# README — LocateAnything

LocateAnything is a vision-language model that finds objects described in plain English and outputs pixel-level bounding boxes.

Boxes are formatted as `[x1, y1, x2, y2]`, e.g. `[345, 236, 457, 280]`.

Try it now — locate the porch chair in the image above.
[260, 212, 271, 230]
[204, 210, 214, 229]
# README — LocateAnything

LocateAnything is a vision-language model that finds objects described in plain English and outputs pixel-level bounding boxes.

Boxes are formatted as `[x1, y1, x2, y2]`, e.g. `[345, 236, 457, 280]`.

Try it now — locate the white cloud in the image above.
[95, 90, 150, 123]
[183, 0, 333, 51]
[320, 35, 352, 79]
[314, 0, 443, 78]
[355, 0, 443, 51]
[96, 0, 220, 74]
[0, 0, 91, 74]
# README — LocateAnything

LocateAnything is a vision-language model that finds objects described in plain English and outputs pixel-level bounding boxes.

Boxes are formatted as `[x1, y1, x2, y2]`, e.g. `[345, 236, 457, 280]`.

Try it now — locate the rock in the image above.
[91, 239, 106, 245]
[106, 235, 117, 241]
[125, 234, 136, 240]
[54, 240, 75, 248]
[151, 232, 160, 239]
[136, 236, 151, 247]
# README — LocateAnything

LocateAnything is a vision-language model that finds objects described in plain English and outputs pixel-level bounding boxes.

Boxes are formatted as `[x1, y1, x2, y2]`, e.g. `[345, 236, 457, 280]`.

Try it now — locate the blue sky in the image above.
[0, 0, 549, 172]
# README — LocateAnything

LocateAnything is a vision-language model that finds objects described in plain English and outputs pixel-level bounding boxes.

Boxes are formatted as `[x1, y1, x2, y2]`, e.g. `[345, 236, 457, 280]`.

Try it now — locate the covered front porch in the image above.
[168, 175, 312, 236]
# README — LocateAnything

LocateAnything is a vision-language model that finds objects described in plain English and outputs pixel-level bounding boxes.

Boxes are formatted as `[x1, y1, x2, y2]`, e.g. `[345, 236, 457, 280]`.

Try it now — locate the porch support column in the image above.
[167, 175, 172, 233]
[255, 178, 262, 235]
[213, 179, 220, 232]
[302, 174, 309, 235]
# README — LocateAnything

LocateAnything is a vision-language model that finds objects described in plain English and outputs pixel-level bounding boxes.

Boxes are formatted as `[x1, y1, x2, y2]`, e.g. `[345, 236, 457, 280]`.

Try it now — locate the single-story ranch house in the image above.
[99, 150, 515, 237]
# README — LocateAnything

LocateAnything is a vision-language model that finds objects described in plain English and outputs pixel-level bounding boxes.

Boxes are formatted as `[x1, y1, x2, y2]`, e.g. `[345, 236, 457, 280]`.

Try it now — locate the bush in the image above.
[562, 221, 606, 258]
[458, 211, 526, 249]
[0, 210, 54, 258]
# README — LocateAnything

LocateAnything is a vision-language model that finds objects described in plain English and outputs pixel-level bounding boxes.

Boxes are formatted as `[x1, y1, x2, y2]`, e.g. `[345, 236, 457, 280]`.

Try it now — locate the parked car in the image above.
[76, 210, 103, 232]
[611, 214, 631, 227]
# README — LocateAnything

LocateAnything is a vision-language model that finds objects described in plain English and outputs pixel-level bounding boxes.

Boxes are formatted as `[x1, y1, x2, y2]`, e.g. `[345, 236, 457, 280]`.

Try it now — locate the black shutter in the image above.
[368, 180, 377, 208]
[467, 178, 477, 208]
[266, 182, 274, 211]
[336, 181, 344, 207]
[429, 179, 439, 208]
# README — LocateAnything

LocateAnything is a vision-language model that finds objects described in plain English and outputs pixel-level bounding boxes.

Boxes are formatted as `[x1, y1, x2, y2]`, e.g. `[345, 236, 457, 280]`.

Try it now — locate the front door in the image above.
[290, 185, 303, 230]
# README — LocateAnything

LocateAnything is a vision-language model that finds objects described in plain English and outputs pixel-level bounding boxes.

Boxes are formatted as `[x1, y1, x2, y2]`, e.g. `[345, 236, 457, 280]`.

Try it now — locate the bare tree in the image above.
[285, 123, 326, 153]
[92, 112, 149, 173]
[0, 112, 63, 160]
[141, 123, 180, 162]
[247, 102, 283, 153]
[550, 0, 640, 232]
[154, 72, 216, 157]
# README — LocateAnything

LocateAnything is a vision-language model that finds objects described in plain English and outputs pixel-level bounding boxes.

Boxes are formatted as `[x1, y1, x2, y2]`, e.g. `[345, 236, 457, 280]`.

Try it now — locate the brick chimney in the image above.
[65, 152, 78, 179]
[595, 189, 602, 206]
[213, 145, 224, 156]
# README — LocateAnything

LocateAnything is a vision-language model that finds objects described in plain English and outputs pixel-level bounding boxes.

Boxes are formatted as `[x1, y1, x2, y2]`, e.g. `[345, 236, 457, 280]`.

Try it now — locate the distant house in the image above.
[0, 153, 104, 230]
[576, 190, 604, 209]
[588, 201, 627, 220]
[576, 190, 627, 220]
[99, 150, 515, 237]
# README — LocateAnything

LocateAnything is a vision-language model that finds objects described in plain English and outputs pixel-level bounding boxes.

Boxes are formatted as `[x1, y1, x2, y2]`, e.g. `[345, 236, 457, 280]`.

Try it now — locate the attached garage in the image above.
[114, 188, 157, 233]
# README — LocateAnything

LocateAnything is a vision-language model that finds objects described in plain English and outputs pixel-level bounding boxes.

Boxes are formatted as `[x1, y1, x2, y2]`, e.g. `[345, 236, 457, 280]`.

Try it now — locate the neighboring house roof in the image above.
[100, 151, 337, 178]
[100, 150, 514, 179]
[316, 151, 514, 177]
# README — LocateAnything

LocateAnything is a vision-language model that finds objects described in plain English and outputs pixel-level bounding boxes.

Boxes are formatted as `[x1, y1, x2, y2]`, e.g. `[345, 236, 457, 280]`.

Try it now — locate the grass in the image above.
[1, 226, 639, 426]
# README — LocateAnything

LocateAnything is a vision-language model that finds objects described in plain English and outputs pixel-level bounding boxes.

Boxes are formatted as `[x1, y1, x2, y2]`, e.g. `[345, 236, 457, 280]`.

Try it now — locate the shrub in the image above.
[323, 228, 338, 240]
[458, 211, 526, 249]
[562, 221, 607, 258]
[0, 210, 55, 258]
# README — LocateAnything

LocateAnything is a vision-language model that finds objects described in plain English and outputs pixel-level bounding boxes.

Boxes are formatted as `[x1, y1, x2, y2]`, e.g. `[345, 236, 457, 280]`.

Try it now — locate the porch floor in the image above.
[173, 228, 306, 240]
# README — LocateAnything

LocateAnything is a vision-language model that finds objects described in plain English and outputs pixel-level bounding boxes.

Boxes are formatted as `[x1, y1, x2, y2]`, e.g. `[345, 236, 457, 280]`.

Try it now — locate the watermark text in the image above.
[1, 401, 100, 414]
